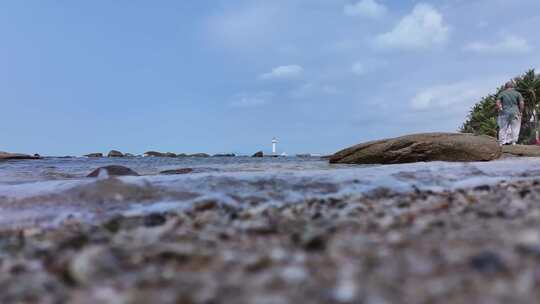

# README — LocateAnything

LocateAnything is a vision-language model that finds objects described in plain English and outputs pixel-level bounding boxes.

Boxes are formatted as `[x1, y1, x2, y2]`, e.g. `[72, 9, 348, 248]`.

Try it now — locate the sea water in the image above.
[1, 156, 540, 229]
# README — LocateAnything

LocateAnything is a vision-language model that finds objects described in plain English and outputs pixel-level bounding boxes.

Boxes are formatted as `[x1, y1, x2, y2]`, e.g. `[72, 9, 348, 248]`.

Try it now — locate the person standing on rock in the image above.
[496, 81, 525, 145]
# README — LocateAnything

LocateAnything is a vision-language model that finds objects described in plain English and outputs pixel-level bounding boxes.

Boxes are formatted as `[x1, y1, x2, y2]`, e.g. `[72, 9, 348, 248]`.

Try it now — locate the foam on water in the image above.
[1, 156, 540, 228]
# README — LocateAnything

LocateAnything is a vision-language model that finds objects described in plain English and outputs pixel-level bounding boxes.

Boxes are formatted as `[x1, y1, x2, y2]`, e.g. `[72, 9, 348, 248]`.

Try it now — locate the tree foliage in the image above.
[461, 69, 540, 144]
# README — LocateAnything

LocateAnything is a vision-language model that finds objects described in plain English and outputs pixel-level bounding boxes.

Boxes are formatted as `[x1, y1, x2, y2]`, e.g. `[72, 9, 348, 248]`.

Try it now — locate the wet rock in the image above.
[124, 153, 135, 157]
[159, 168, 194, 175]
[330, 133, 501, 164]
[87, 165, 139, 177]
[84, 153, 103, 158]
[144, 213, 167, 227]
[473, 185, 491, 192]
[292, 228, 328, 251]
[0, 151, 41, 160]
[252, 151, 264, 158]
[107, 150, 124, 157]
[193, 199, 218, 212]
[469, 251, 507, 274]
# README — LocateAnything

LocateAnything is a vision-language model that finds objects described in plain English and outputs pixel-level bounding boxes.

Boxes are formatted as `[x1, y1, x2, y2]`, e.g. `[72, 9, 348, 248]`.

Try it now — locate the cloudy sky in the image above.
[1, 0, 539, 155]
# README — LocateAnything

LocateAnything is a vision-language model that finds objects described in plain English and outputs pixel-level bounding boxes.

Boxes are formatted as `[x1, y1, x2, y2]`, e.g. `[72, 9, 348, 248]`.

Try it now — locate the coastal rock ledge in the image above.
[0, 152, 40, 160]
[329, 133, 501, 165]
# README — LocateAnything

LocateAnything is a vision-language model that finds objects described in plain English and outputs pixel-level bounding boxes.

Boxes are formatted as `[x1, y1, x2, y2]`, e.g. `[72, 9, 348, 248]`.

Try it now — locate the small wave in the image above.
[1, 157, 540, 228]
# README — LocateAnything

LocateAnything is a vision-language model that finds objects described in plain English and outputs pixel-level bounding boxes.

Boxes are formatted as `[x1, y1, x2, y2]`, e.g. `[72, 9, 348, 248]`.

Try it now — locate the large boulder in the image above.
[107, 150, 124, 158]
[0, 152, 40, 160]
[502, 145, 540, 157]
[329, 133, 502, 165]
[87, 165, 139, 177]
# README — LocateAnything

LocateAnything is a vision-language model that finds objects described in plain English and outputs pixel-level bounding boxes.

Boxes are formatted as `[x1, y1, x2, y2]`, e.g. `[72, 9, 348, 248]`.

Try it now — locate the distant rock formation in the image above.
[84, 153, 103, 158]
[189, 153, 210, 157]
[330, 133, 501, 165]
[252, 151, 264, 158]
[0, 152, 41, 160]
[87, 165, 139, 177]
[107, 150, 124, 158]
[213, 153, 236, 157]
[144, 151, 177, 157]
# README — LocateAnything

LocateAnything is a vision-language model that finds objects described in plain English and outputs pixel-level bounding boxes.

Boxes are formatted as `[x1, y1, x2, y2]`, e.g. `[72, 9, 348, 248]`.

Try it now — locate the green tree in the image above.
[461, 69, 540, 144]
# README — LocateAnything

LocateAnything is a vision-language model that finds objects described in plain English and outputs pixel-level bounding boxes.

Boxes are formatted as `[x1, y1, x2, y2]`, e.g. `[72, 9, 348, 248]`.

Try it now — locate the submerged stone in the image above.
[87, 165, 139, 177]
[159, 168, 194, 175]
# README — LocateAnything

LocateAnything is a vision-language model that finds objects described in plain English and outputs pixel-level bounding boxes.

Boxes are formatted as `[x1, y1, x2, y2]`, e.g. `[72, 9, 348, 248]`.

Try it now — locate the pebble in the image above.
[280, 266, 308, 284]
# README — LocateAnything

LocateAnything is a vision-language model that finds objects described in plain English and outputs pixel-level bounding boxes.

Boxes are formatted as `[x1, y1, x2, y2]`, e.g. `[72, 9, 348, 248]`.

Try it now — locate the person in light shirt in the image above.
[496, 81, 525, 145]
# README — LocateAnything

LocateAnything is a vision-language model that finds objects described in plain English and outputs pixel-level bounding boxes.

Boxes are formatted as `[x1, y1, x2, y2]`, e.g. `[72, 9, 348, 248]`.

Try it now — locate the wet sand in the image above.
[2, 177, 540, 303]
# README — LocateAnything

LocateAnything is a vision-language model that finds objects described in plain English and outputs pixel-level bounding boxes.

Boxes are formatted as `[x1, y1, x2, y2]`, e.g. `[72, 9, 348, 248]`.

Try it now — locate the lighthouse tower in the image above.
[272, 137, 278, 155]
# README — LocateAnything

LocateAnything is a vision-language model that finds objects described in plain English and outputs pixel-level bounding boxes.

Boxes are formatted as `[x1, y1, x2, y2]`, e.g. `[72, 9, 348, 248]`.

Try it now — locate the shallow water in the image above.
[1, 156, 540, 229]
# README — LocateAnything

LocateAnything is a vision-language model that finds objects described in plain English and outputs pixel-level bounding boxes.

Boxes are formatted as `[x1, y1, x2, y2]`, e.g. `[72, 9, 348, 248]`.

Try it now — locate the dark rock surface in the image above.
[144, 151, 177, 157]
[84, 153, 103, 158]
[159, 168, 194, 175]
[213, 153, 236, 157]
[189, 153, 210, 157]
[330, 132, 502, 164]
[107, 150, 124, 158]
[252, 151, 264, 158]
[0, 151, 40, 160]
[87, 165, 139, 177]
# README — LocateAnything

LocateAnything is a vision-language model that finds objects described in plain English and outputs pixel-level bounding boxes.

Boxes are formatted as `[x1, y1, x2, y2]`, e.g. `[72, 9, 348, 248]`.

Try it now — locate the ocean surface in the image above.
[1, 156, 540, 229]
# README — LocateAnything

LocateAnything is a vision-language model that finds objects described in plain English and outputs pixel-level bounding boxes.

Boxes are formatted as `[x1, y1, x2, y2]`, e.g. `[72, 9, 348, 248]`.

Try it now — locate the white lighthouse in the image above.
[272, 137, 278, 155]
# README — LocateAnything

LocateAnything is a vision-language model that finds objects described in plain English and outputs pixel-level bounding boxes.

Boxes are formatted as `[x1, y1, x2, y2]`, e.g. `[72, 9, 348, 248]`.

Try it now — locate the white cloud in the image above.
[375, 3, 449, 50]
[410, 78, 505, 111]
[344, 0, 387, 19]
[464, 35, 532, 54]
[231, 92, 273, 107]
[260, 65, 304, 80]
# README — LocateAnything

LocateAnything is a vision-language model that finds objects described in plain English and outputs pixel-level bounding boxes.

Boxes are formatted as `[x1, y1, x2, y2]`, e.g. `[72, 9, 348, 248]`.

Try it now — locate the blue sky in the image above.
[1, 0, 539, 155]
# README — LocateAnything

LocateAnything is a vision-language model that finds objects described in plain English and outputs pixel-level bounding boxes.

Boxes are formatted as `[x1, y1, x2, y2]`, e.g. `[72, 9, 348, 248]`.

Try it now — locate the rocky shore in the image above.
[2, 178, 540, 303]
